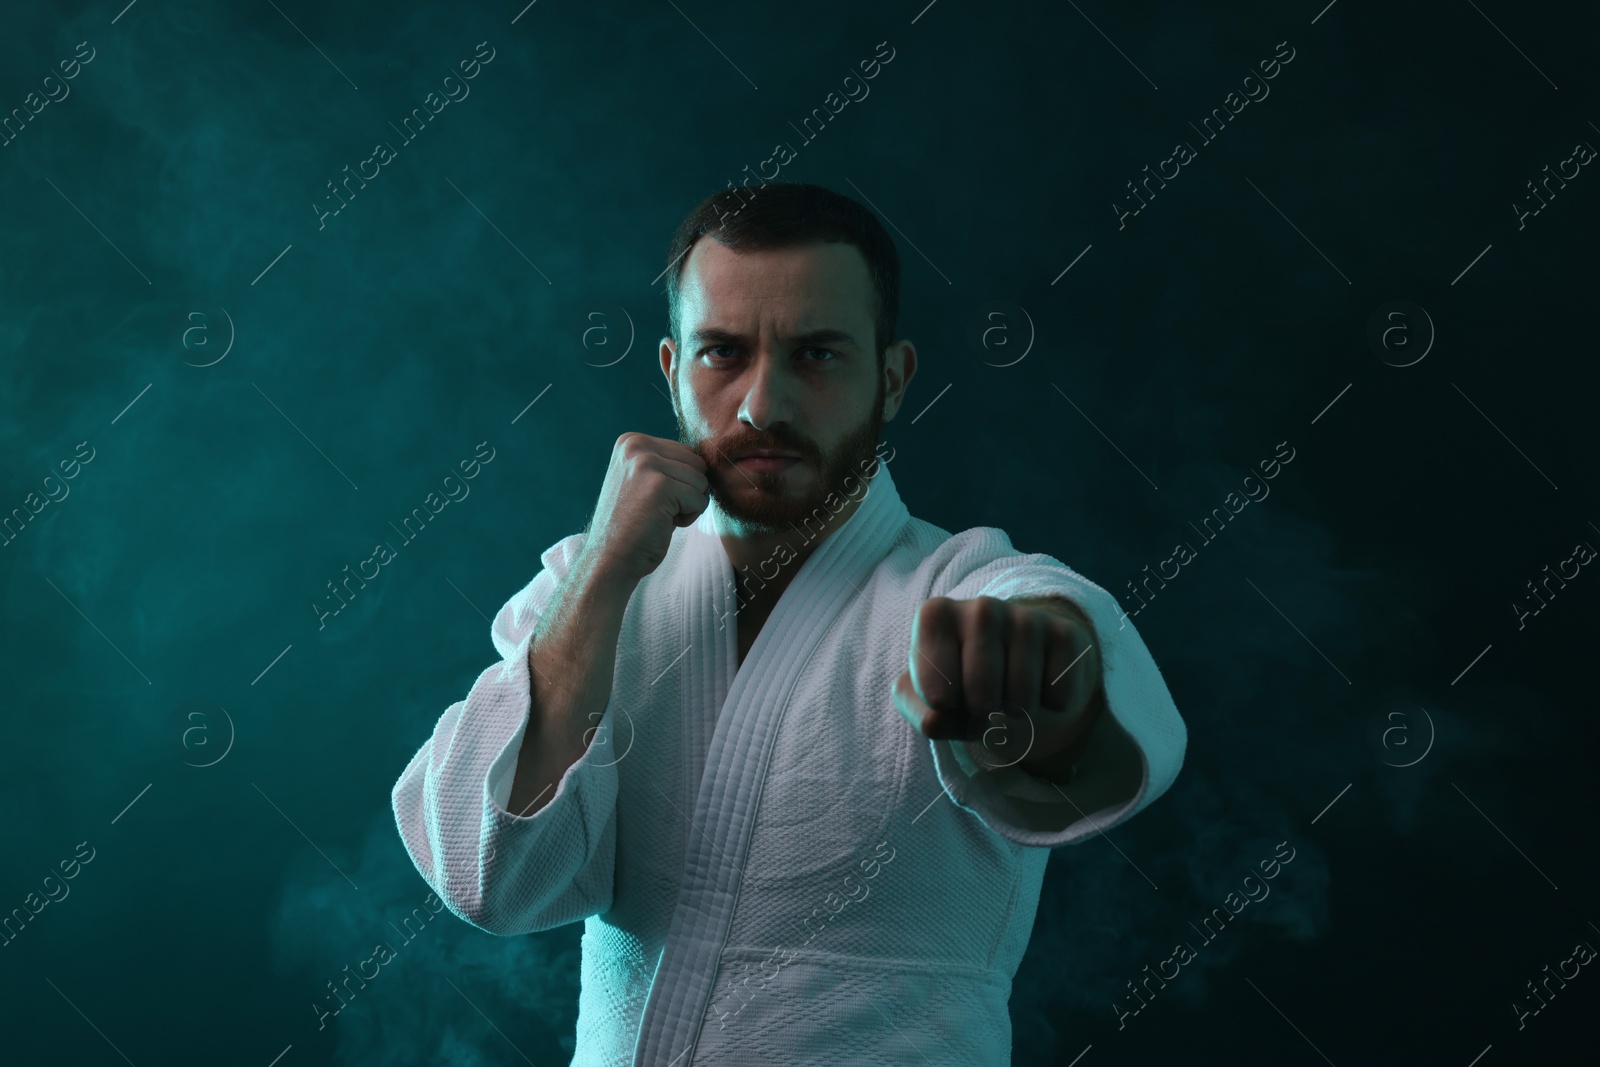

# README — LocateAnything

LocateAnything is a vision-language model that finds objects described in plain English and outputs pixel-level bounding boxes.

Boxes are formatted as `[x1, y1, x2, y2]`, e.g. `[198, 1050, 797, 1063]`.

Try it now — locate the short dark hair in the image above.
[663, 182, 901, 365]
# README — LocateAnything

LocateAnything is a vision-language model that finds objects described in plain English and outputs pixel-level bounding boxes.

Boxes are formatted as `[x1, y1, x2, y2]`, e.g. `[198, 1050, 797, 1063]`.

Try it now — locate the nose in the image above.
[737, 348, 797, 433]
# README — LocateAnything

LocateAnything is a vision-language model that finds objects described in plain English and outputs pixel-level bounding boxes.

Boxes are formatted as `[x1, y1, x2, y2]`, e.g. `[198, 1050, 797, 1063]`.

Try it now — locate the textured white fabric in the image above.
[391, 462, 1186, 1065]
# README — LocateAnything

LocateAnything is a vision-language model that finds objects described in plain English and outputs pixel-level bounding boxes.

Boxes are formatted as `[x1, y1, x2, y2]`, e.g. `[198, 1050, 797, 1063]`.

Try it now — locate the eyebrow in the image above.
[689, 327, 860, 350]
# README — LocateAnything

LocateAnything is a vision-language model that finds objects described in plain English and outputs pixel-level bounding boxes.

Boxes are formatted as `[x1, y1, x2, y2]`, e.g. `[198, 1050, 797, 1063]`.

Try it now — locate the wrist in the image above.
[570, 549, 641, 611]
[1019, 684, 1106, 783]
[1018, 741, 1083, 784]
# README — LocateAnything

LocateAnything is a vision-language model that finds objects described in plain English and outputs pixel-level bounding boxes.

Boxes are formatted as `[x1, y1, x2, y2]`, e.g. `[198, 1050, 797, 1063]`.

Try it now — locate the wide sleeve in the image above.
[925, 532, 1187, 848]
[390, 531, 621, 935]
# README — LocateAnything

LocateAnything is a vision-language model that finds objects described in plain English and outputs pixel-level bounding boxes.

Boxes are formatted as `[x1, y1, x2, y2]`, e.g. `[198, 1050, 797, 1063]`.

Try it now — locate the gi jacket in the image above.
[392, 462, 1187, 1065]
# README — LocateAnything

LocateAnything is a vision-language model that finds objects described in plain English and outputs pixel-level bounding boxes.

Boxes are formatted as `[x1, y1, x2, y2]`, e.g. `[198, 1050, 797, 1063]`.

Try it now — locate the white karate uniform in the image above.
[391, 462, 1186, 1065]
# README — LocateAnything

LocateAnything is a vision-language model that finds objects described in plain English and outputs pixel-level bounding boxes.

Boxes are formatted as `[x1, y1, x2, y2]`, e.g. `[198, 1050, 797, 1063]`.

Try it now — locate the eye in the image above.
[701, 345, 837, 362]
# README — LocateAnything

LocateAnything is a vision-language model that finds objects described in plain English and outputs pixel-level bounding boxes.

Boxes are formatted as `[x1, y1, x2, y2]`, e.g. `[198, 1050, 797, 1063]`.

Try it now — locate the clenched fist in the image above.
[892, 595, 1105, 780]
[579, 432, 710, 588]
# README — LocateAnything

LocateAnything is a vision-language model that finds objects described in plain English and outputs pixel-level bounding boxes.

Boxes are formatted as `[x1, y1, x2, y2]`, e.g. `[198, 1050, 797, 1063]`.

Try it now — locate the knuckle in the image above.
[1010, 606, 1042, 642]
[971, 596, 1006, 629]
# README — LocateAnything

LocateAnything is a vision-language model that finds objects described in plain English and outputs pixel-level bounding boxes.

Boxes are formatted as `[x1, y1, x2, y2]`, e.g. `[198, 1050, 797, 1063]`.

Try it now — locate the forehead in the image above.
[677, 239, 874, 333]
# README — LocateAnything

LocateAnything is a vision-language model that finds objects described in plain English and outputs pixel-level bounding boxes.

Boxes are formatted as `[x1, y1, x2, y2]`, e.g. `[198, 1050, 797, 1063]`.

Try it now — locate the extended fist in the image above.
[892, 595, 1104, 774]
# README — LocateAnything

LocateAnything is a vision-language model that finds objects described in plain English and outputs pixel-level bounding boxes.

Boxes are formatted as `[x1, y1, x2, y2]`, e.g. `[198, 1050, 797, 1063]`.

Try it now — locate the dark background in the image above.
[2, 1, 1595, 1063]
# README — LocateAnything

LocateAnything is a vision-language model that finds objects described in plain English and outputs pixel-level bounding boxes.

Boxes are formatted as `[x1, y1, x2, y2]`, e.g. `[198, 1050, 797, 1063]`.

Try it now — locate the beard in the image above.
[672, 369, 886, 536]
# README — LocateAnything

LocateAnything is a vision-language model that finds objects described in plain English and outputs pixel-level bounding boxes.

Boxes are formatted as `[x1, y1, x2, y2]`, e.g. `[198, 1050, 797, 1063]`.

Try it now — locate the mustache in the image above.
[700, 434, 817, 465]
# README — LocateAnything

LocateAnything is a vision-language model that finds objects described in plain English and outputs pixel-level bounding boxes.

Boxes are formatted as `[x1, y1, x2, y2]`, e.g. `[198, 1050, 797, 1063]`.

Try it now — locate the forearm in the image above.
[508, 553, 634, 817]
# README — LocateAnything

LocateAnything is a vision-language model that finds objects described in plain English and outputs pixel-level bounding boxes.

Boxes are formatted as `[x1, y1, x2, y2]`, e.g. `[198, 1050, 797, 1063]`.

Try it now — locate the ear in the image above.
[659, 335, 676, 384]
[880, 340, 917, 421]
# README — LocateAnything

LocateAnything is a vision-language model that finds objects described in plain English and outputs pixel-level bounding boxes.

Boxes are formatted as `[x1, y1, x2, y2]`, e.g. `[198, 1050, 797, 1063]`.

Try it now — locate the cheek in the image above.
[676, 375, 717, 427]
[689, 375, 765, 435]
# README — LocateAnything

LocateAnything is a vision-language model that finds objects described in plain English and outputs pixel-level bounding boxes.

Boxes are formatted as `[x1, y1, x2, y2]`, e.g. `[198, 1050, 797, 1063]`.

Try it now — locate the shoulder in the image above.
[881, 517, 1077, 601]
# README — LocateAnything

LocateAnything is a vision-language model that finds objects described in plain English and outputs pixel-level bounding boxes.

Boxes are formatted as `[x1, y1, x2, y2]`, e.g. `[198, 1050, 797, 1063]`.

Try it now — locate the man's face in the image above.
[661, 239, 908, 536]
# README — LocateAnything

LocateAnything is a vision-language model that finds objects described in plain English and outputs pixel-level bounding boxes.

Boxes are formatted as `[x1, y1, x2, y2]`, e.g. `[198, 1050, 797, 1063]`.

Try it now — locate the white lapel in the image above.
[631, 462, 911, 1065]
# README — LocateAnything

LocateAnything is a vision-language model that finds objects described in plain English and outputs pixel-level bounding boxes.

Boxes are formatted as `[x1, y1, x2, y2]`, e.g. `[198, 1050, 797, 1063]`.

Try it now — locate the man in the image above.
[391, 182, 1186, 1065]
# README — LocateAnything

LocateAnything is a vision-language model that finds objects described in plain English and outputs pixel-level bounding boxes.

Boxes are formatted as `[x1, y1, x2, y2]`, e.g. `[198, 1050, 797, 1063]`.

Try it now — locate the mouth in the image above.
[733, 453, 803, 473]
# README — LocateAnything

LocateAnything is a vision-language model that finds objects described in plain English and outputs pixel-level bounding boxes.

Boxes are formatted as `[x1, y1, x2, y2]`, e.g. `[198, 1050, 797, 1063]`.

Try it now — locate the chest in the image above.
[735, 605, 768, 668]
